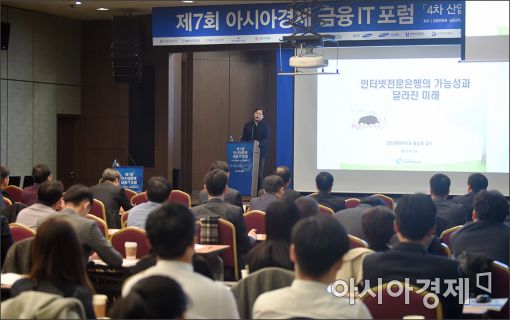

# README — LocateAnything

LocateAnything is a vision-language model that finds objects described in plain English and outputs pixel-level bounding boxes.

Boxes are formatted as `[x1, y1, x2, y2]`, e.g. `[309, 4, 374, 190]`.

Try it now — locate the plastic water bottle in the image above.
[229, 135, 234, 142]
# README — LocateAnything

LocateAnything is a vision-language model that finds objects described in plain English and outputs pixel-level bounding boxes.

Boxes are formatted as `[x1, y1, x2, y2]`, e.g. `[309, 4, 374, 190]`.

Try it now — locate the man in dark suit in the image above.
[241, 107, 270, 191]
[90, 168, 133, 228]
[452, 173, 488, 222]
[310, 172, 345, 212]
[199, 160, 242, 209]
[429, 173, 466, 235]
[333, 196, 384, 240]
[20, 164, 52, 206]
[192, 169, 256, 270]
[450, 190, 509, 264]
[362, 193, 463, 319]
[249, 175, 285, 212]
[274, 166, 301, 202]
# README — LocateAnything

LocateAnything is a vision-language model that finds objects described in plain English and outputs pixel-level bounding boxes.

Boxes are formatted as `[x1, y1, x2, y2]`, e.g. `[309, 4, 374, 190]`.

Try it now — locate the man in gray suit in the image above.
[430, 173, 466, 235]
[192, 169, 256, 271]
[333, 196, 385, 240]
[198, 160, 242, 209]
[249, 175, 285, 212]
[52, 184, 123, 268]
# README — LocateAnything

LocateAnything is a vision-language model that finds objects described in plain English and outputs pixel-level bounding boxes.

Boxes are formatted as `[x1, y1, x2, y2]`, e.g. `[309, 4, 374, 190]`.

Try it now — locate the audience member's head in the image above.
[265, 200, 300, 242]
[204, 169, 228, 197]
[430, 173, 451, 198]
[100, 168, 121, 184]
[146, 176, 172, 203]
[274, 166, 292, 187]
[32, 164, 51, 184]
[0, 166, 9, 188]
[63, 184, 94, 215]
[110, 276, 187, 319]
[468, 173, 489, 193]
[37, 181, 64, 209]
[473, 190, 509, 223]
[315, 172, 334, 193]
[291, 215, 349, 282]
[209, 160, 230, 174]
[295, 197, 320, 218]
[362, 206, 395, 251]
[30, 217, 93, 292]
[394, 193, 436, 242]
[360, 195, 386, 207]
[263, 175, 285, 197]
[146, 203, 195, 260]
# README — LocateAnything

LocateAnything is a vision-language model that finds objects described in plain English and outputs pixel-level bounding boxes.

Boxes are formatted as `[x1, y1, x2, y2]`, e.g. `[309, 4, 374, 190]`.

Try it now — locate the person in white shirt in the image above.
[252, 215, 372, 319]
[122, 203, 240, 319]
[16, 181, 63, 229]
[127, 176, 172, 229]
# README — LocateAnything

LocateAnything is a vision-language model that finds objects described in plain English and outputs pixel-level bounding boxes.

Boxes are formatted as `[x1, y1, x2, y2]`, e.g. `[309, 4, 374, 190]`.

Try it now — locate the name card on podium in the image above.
[117, 166, 144, 193]
[227, 141, 260, 196]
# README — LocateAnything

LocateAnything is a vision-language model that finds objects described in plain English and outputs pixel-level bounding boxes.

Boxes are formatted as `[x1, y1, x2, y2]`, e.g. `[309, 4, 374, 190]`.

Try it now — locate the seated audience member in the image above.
[450, 190, 509, 264]
[430, 173, 466, 235]
[252, 215, 371, 319]
[90, 168, 133, 228]
[122, 203, 240, 319]
[309, 171, 346, 212]
[111, 276, 187, 319]
[52, 184, 123, 268]
[199, 160, 242, 208]
[21, 164, 52, 206]
[246, 200, 300, 273]
[11, 217, 96, 319]
[16, 181, 63, 228]
[453, 173, 488, 222]
[192, 169, 255, 270]
[274, 166, 301, 202]
[362, 206, 395, 252]
[295, 196, 320, 219]
[249, 175, 285, 212]
[127, 176, 171, 229]
[1, 166, 12, 204]
[362, 193, 463, 319]
[1, 215, 13, 268]
[334, 196, 385, 240]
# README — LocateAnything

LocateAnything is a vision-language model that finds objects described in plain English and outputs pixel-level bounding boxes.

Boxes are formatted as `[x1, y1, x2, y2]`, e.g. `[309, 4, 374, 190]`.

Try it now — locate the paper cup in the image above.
[125, 242, 137, 260]
[241, 268, 249, 279]
[93, 294, 108, 318]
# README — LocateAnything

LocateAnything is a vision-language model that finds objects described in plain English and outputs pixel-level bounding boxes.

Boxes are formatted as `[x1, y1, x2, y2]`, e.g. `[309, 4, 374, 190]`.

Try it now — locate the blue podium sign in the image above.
[227, 142, 260, 196]
[116, 166, 144, 193]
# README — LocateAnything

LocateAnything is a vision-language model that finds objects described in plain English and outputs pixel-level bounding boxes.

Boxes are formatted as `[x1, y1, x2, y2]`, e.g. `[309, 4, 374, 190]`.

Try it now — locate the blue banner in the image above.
[116, 166, 144, 193]
[153, 1, 464, 45]
[227, 142, 255, 196]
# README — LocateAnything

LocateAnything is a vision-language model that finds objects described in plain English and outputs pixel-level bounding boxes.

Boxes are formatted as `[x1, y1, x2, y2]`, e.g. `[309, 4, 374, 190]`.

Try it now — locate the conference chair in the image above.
[124, 188, 138, 202]
[361, 281, 443, 319]
[85, 214, 108, 238]
[168, 190, 191, 208]
[318, 204, 334, 216]
[438, 242, 452, 258]
[120, 211, 129, 229]
[3, 196, 12, 207]
[89, 199, 108, 226]
[348, 234, 369, 249]
[9, 223, 36, 243]
[345, 198, 361, 209]
[372, 193, 395, 210]
[131, 192, 148, 206]
[110, 227, 151, 259]
[243, 210, 266, 234]
[4, 185, 23, 203]
[439, 225, 463, 247]
[487, 261, 509, 319]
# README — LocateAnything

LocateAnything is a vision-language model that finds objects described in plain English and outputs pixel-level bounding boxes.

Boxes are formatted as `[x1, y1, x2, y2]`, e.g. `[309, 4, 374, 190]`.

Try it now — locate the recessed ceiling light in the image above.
[75, 1, 82, 5]
[97, 7, 109, 11]
[181, 1, 195, 3]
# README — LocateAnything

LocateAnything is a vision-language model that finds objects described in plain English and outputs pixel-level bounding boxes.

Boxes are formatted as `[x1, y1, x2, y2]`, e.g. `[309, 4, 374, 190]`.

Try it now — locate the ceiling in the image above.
[2, 0, 289, 21]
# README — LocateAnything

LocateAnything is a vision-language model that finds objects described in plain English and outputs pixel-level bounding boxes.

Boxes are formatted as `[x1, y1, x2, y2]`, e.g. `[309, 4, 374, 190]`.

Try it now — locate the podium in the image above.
[226, 141, 260, 196]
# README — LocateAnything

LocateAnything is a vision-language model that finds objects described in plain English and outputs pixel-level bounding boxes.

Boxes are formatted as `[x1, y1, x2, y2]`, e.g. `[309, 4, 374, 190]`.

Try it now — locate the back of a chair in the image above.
[345, 198, 361, 209]
[487, 261, 509, 319]
[121, 212, 129, 228]
[9, 223, 36, 243]
[218, 218, 239, 280]
[361, 281, 443, 319]
[131, 192, 148, 206]
[4, 185, 23, 203]
[89, 199, 107, 225]
[439, 225, 463, 247]
[348, 234, 368, 249]
[243, 210, 266, 234]
[85, 214, 108, 238]
[318, 204, 334, 216]
[110, 227, 151, 258]
[3, 197, 12, 207]
[438, 242, 452, 258]
[124, 188, 138, 202]
[168, 190, 191, 208]
[372, 193, 395, 210]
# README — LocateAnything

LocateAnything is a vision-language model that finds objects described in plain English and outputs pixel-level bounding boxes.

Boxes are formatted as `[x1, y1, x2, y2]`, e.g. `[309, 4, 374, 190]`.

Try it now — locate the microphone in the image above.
[112, 159, 120, 168]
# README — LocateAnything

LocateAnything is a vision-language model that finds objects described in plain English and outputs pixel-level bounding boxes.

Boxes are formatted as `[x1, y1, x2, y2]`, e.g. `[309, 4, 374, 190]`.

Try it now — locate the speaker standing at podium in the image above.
[241, 107, 270, 191]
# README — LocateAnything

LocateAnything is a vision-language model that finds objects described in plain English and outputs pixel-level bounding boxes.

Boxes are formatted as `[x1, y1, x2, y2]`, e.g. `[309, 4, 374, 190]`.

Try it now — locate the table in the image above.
[194, 244, 229, 255]
[194, 244, 230, 281]
[108, 228, 120, 237]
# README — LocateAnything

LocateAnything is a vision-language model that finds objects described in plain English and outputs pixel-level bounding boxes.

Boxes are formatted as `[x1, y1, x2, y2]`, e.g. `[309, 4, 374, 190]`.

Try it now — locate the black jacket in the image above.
[241, 120, 270, 158]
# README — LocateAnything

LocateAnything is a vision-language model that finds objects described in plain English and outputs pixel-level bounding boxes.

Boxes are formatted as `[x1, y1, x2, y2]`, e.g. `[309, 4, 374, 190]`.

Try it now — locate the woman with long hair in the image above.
[11, 216, 96, 319]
